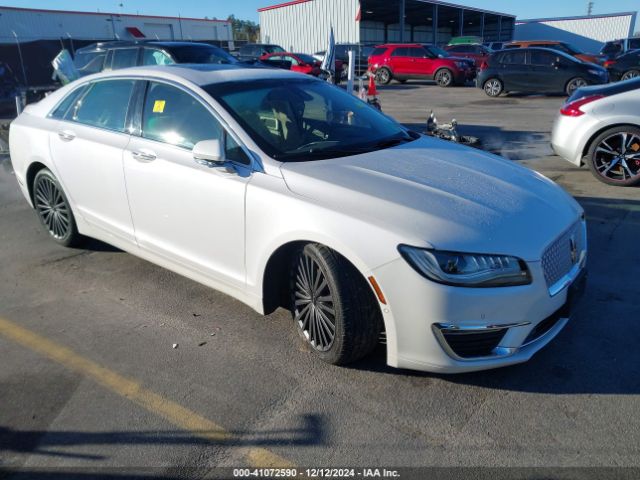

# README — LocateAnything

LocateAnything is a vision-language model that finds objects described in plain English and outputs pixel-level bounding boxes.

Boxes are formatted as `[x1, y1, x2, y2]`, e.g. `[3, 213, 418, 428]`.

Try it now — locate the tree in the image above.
[227, 14, 260, 43]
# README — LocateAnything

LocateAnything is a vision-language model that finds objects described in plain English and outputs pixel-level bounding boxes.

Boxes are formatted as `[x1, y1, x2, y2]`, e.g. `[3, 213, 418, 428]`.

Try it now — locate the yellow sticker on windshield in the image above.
[153, 100, 166, 113]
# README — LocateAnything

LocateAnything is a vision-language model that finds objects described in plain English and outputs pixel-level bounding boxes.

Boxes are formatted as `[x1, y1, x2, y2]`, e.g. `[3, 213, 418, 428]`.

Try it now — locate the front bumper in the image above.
[372, 252, 586, 374]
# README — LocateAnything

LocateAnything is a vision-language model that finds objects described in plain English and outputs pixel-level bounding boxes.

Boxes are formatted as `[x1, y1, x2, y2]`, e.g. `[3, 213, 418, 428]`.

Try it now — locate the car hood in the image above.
[280, 136, 582, 261]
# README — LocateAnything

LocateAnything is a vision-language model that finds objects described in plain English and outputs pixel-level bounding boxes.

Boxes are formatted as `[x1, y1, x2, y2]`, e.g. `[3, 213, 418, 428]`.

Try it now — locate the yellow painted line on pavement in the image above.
[0, 316, 292, 468]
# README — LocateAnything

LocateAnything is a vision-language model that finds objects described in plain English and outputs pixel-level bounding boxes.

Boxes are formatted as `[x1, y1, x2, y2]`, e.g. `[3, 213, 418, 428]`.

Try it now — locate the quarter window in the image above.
[141, 82, 222, 150]
[112, 48, 139, 70]
[68, 80, 135, 132]
[50, 85, 87, 119]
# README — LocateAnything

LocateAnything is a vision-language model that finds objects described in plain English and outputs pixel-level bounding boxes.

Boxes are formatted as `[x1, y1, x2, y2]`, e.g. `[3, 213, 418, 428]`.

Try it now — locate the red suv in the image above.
[369, 44, 476, 87]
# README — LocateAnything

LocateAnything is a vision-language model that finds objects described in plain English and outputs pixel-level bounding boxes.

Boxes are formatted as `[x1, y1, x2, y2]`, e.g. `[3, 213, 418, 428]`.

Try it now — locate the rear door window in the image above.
[141, 82, 222, 150]
[391, 47, 408, 57]
[50, 85, 88, 119]
[142, 48, 174, 66]
[408, 47, 427, 58]
[67, 79, 135, 133]
[500, 51, 526, 65]
[112, 48, 139, 70]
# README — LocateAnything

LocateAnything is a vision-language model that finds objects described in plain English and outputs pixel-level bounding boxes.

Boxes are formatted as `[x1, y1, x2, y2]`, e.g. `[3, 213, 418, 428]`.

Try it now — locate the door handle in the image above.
[131, 149, 157, 162]
[58, 130, 76, 141]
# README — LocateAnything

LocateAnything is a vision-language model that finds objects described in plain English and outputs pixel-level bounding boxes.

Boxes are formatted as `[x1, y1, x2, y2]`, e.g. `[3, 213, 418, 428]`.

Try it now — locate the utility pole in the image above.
[587, 2, 594, 15]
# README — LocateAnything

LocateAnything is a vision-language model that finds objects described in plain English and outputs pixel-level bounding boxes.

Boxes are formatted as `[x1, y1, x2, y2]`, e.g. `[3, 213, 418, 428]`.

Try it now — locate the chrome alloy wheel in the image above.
[34, 175, 71, 239]
[567, 77, 587, 95]
[484, 79, 502, 96]
[293, 251, 336, 352]
[622, 70, 640, 81]
[593, 132, 640, 183]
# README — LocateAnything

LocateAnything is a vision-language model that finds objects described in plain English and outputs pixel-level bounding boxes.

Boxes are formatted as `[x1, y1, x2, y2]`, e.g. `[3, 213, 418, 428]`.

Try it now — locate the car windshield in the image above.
[295, 53, 318, 64]
[166, 45, 238, 64]
[424, 45, 449, 58]
[204, 78, 416, 161]
[265, 45, 285, 54]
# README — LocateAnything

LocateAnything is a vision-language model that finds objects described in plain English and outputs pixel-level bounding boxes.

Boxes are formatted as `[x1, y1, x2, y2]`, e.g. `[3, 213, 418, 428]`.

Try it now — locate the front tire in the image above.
[289, 243, 382, 365]
[621, 70, 640, 81]
[435, 68, 454, 87]
[566, 77, 587, 96]
[483, 78, 503, 97]
[33, 168, 83, 247]
[586, 126, 640, 187]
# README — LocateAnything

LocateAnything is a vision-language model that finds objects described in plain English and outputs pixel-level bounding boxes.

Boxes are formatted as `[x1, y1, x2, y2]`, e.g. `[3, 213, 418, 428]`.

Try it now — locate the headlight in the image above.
[398, 245, 532, 287]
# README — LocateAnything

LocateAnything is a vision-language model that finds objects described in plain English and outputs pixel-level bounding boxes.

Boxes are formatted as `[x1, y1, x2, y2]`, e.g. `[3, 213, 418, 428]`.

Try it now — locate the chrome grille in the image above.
[541, 221, 585, 288]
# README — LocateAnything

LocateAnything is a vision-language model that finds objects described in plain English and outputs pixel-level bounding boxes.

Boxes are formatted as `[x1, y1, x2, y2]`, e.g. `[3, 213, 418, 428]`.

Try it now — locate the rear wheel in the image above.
[435, 68, 454, 87]
[566, 77, 588, 96]
[289, 243, 382, 365]
[483, 78, 503, 97]
[33, 168, 83, 247]
[586, 126, 640, 187]
[375, 67, 392, 85]
[621, 70, 640, 81]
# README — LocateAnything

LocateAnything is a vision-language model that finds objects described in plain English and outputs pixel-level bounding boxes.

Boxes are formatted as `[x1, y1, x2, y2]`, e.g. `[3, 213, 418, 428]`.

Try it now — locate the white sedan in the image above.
[10, 65, 587, 373]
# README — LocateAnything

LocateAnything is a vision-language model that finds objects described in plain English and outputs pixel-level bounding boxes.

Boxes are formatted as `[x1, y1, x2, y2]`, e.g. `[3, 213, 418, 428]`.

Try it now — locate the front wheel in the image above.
[33, 168, 83, 247]
[586, 126, 640, 187]
[621, 70, 640, 81]
[566, 77, 588, 96]
[289, 243, 382, 365]
[435, 68, 454, 87]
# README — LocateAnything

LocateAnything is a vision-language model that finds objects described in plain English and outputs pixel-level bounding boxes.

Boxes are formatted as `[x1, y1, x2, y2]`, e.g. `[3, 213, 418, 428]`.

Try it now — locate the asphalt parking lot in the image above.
[1, 82, 639, 479]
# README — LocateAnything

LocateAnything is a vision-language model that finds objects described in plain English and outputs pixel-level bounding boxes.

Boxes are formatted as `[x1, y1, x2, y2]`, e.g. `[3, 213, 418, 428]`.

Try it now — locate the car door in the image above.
[390, 47, 410, 74]
[123, 80, 252, 288]
[407, 47, 432, 77]
[497, 50, 528, 91]
[527, 50, 558, 92]
[48, 78, 137, 242]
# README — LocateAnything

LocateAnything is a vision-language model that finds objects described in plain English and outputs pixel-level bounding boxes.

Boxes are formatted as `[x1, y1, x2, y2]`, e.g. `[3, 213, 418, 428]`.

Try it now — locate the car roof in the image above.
[76, 40, 222, 52]
[496, 47, 579, 60]
[82, 63, 307, 86]
[508, 40, 564, 45]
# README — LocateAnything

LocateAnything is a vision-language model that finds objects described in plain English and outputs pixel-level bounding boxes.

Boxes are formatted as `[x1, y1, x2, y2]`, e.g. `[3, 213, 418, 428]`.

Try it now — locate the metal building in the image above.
[259, 0, 516, 53]
[0, 6, 233, 44]
[515, 12, 638, 53]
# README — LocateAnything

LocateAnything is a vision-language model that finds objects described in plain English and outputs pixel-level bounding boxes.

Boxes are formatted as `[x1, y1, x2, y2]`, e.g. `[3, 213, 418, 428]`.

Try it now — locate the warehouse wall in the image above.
[260, 0, 360, 53]
[0, 7, 232, 44]
[515, 13, 636, 52]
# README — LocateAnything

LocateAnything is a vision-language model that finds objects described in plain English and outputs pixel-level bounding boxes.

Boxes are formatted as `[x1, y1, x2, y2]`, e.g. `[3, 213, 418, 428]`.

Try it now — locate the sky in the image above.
[1, 0, 638, 27]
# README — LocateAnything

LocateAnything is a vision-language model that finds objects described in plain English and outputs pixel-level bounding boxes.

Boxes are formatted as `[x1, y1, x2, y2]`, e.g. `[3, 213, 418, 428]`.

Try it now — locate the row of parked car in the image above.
[57, 37, 639, 101]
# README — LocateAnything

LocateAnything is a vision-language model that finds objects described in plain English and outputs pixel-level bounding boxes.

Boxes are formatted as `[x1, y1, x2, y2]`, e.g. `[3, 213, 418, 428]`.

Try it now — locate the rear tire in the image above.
[435, 68, 454, 87]
[32, 168, 83, 247]
[566, 77, 588, 96]
[621, 70, 640, 81]
[289, 243, 382, 365]
[586, 126, 640, 187]
[375, 67, 392, 85]
[483, 78, 503, 97]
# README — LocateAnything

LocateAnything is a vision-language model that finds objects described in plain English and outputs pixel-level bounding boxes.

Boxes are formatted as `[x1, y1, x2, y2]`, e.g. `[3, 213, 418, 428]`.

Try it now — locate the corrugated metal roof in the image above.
[517, 12, 636, 24]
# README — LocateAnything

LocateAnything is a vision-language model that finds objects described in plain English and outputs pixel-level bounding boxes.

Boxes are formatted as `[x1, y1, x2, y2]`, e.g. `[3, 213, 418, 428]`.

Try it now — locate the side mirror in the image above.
[193, 139, 224, 167]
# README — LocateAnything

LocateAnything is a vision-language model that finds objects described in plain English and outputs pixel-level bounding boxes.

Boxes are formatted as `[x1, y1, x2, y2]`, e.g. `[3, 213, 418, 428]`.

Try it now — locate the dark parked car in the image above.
[477, 47, 609, 97]
[314, 44, 374, 76]
[369, 43, 476, 86]
[444, 44, 492, 67]
[604, 50, 640, 81]
[600, 37, 640, 60]
[72, 41, 239, 77]
[236, 43, 285, 62]
[259, 52, 323, 76]
[0, 61, 19, 114]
